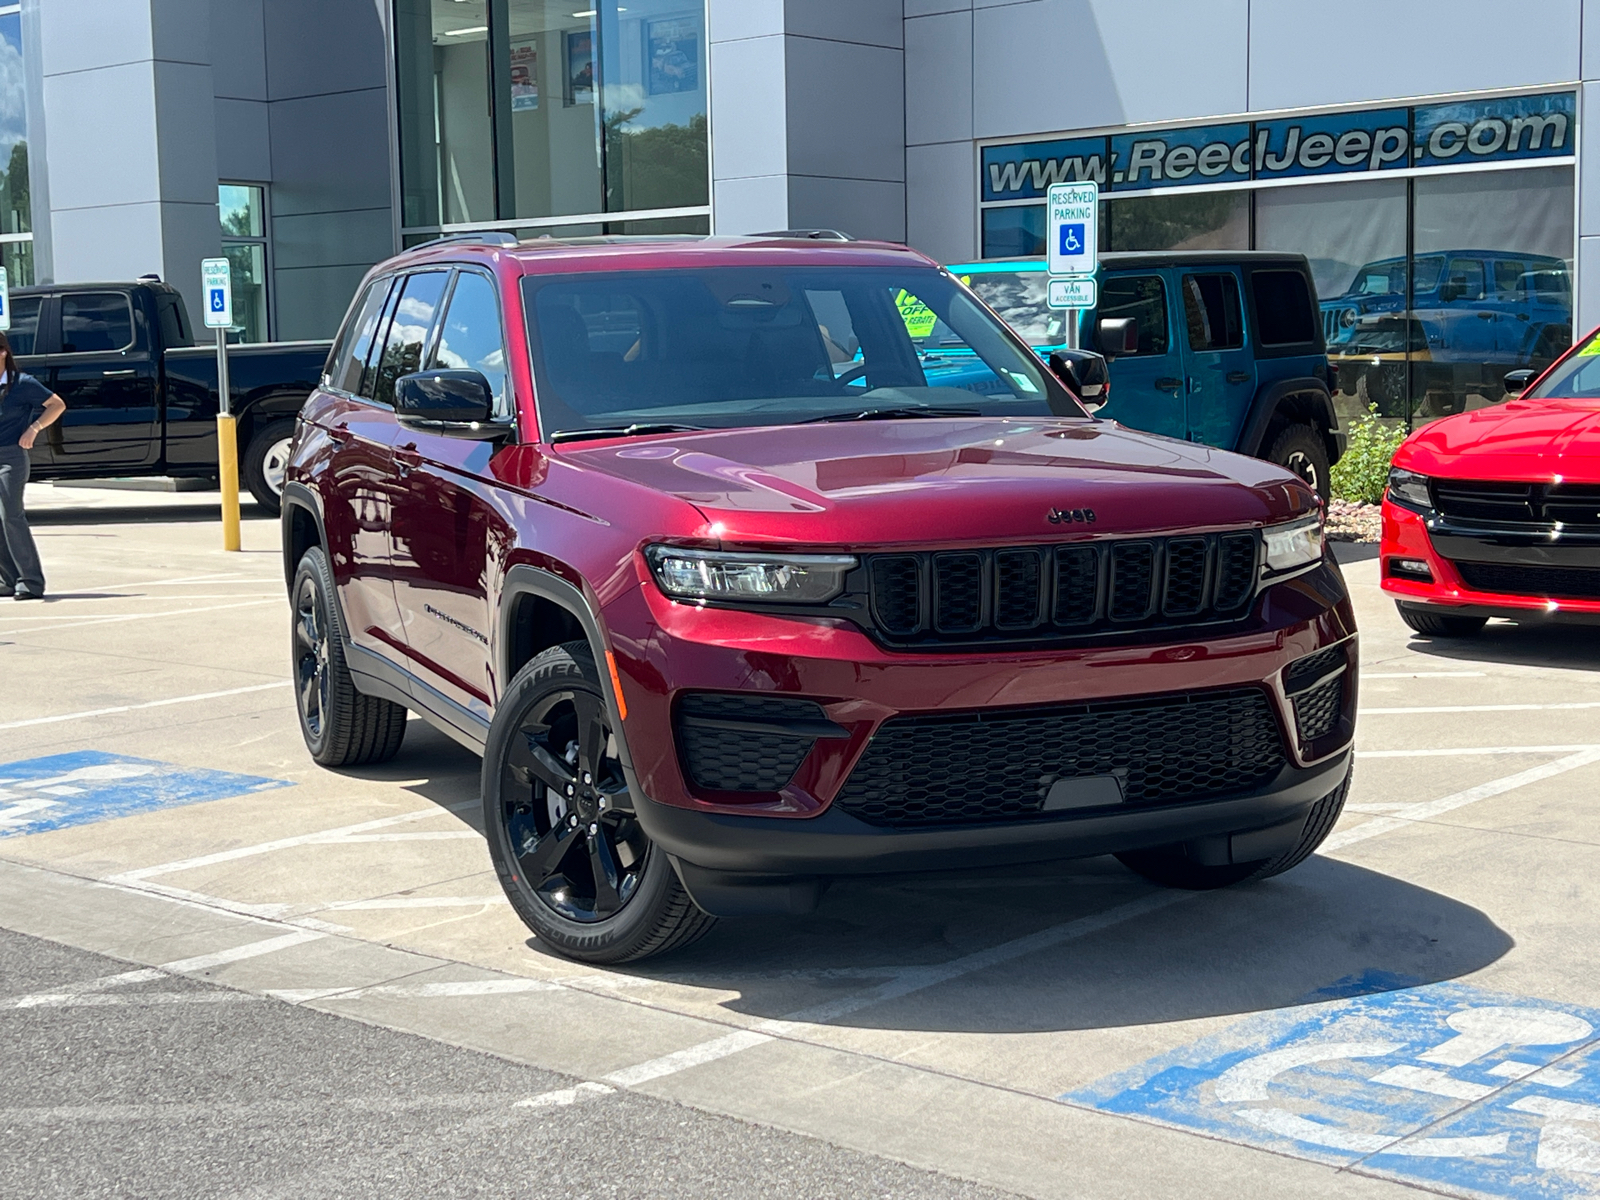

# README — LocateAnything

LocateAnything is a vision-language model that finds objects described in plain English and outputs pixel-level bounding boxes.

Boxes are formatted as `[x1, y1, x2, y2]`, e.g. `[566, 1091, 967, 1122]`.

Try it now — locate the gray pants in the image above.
[0, 445, 43, 593]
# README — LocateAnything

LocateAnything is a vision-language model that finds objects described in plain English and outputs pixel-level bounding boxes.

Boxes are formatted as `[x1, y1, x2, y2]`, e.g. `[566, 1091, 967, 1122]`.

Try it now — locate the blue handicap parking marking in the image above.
[0, 751, 291, 838]
[1067, 980, 1600, 1198]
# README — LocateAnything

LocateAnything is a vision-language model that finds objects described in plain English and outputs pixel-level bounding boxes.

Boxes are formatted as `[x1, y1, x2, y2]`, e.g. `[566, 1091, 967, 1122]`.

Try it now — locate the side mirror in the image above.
[394, 369, 509, 439]
[1503, 368, 1536, 396]
[1048, 349, 1111, 412]
[1095, 317, 1138, 359]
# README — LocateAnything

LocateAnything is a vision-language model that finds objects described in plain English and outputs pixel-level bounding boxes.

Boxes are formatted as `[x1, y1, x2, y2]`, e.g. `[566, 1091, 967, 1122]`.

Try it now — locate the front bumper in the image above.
[1381, 498, 1600, 619]
[637, 748, 1351, 915]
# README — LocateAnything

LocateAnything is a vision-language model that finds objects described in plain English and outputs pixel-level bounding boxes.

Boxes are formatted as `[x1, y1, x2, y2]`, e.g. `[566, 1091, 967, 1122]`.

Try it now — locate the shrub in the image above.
[1331, 403, 1408, 504]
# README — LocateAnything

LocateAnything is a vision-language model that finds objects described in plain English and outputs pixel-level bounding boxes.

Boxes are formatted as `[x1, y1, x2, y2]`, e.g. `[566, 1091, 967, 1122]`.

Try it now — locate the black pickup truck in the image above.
[10, 278, 330, 512]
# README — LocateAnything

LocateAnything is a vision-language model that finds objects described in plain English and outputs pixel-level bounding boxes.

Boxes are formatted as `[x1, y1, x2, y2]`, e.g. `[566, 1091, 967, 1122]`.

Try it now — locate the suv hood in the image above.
[558, 418, 1312, 547]
[1399, 397, 1600, 480]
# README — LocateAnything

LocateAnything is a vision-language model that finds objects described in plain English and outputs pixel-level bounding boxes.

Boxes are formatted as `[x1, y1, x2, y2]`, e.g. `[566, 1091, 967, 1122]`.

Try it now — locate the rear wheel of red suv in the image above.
[1114, 764, 1351, 890]
[483, 642, 715, 964]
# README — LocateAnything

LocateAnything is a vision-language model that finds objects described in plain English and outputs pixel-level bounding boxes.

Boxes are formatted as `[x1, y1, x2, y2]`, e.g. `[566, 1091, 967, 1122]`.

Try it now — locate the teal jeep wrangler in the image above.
[949, 251, 1344, 499]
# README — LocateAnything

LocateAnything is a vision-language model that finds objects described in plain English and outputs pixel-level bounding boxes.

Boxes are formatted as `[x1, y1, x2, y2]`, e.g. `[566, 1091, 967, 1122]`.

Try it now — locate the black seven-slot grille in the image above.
[1432, 479, 1600, 531]
[832, 688, 1287, 827]
[866, 532, 1259, 647]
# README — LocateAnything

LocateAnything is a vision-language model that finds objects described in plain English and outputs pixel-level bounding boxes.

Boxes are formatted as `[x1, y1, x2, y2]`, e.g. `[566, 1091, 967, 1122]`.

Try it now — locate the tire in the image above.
[1115, 764, 1351, 890]
[243, 418, 297, 515]
[483, 641, 715, 964]
[291, 546, 408, 767]
[1396, 601, 1488, 639]
[1265, 422, 1331, 504]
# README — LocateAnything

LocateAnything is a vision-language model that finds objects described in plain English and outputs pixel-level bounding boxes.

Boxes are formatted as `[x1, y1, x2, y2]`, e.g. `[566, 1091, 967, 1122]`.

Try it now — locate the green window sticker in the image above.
[895, 289, 938, 340]
[1579, 335, 1600, 356]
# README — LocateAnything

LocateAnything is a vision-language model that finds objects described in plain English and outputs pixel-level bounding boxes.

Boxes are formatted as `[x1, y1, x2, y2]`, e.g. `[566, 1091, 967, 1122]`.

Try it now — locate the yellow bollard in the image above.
[217, 413, 241, 552]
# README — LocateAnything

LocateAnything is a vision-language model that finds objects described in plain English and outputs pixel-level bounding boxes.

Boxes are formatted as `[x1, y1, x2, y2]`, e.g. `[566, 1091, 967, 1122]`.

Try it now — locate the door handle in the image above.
[1226, 371, 1252, 384]
[1517, 313, 1530, 321]
[1477, 312, 1496, 320]
[103, 368, 137, 377]
[1154, 377, 1183, 393]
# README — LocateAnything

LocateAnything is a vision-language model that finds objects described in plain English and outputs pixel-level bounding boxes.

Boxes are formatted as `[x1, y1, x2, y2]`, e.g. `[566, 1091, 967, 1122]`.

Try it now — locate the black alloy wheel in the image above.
[294, 571, 332, 744]
[484, 642, 714, 963]
[504, 684, 645, 923]
[1265, 423, 1331, 505]
[288, 546, 408, 767]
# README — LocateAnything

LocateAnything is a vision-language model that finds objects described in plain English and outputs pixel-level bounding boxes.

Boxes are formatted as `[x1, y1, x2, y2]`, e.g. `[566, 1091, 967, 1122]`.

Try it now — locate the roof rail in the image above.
[410, 231, 521, 250]
[751, 228, 855, 241]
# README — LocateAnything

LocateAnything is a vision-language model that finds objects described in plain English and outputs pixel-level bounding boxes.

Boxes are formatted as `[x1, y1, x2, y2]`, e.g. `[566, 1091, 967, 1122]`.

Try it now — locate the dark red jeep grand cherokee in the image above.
[281, 234, 1357, 963]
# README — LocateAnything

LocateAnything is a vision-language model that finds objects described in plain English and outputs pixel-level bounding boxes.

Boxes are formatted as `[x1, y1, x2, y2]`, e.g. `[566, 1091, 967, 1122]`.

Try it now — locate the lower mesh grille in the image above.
[833, 688, 1287, 827]
[675, 693, 823, 792]
[1453, 560, 1600, 599]
[1292, 678, 1343, 742]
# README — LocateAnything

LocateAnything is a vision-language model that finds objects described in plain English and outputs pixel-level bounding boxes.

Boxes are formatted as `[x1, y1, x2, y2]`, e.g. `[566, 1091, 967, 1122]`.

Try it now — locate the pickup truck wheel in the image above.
[1396, 602, 1487, 638]
[244, 419, 296, 515]
[1266, 423, 1331, 503]
[291, 546, 408, 767]
[1115, 764, 1351, 889]
[484, 641, 715, 964]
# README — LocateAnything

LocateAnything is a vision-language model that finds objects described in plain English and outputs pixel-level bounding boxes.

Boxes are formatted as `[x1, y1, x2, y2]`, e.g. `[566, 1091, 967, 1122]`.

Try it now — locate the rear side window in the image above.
[430, 271, 510, 416]
[155, 293, 192, 347]
[1251, 270, 1317, 346]
[61, 292, 134, 353]
[369, 271, 449, 407]
[1444, 258, 1486, 302]
[1181, 274, 1243, 351]
[6, 296, 41, 355]
[1099, 275, 1168, 356]
[329, 279, 394, 396]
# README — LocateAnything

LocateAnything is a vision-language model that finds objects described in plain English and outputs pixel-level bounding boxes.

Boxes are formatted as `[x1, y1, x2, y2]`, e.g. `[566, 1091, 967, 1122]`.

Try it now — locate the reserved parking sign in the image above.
[1047, 181, 1098, 277]
[201, 256, 232, 329]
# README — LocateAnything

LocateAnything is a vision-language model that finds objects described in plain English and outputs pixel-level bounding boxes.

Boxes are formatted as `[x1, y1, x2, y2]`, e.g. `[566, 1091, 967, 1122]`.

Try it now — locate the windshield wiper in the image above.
[802, 406, 983, 424]
[549, 422, 705, 444]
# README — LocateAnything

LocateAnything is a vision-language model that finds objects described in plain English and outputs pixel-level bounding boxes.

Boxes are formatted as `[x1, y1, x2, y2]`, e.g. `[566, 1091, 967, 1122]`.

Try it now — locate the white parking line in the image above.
[1323, 746, 1600, 852]
[1357, 745, 1600, 758]
[603, 1030, 776, 1087]
[0, 681, 291, 731]
[516, 1082, 614, 1108]
[0, 599, 279, 638]
[1360, 671, 1486, 679]
[324, 896, 507, 910]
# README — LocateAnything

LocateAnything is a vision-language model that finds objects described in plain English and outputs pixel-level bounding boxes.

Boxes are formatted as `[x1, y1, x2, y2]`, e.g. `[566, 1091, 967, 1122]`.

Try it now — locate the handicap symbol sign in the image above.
[1059, 223, 1085, 257]
[0, 750, 290, 838]
[1067, 980, 1600, 1198]
[209, 288, 227, 312]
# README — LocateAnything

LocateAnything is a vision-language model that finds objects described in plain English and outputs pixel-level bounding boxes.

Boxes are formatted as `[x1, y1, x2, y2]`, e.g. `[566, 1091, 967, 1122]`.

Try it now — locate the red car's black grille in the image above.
[1434, 479, 1600, 531]
[866, 532, 1259, 647]
[833, 687, 1287, 827]
[1453, 560, 1600, 599]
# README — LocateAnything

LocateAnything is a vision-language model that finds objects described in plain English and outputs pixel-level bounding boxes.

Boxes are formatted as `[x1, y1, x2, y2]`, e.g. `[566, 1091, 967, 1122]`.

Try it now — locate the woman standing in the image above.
[0, 332, 66, 600]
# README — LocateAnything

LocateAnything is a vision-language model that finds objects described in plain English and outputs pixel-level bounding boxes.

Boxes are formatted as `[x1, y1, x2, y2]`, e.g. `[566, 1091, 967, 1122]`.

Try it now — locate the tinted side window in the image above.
[1493, 260, 1526, 299]
[370, 271, 449, 407]
[155, 293, 193, 348]
[61, 292, 135, 353]
[431, 271, 510, 415]
[1100, 275, 1168, 356]
[6, 296, 41, 356]
[330, 279, 394, 395]
[1181, 273, 1243, 351]
[1251, 270, 1316, 346]
[1444, 259, 1486, 302]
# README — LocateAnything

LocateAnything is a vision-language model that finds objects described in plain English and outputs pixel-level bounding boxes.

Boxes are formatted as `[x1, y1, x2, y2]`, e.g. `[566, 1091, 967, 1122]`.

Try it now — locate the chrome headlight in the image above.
[645, 546, 857, 604]
[1262, 513, 1324, 576]
[1386, 467, 1432, 510]
[1339, 307, 1358, 328]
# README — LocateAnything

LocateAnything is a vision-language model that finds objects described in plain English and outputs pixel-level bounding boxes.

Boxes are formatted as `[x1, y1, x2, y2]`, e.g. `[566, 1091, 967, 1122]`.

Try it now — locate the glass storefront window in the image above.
[0, 8, 33, 285]
[220, 184, 271, 343]
[1102, 191, 1248, 252]
[396, 0, 708, 233]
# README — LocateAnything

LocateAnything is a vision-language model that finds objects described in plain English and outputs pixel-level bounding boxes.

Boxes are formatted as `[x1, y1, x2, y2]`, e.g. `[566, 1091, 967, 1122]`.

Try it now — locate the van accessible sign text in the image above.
[982, 91, 1574, 203]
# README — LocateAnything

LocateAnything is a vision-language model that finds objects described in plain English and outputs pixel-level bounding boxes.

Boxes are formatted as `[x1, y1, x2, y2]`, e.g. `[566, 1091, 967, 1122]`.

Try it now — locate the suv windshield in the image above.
[1526, 333, 1600, 400]
[522, 266, 1078, 439]
[952, 268, 1066, 346]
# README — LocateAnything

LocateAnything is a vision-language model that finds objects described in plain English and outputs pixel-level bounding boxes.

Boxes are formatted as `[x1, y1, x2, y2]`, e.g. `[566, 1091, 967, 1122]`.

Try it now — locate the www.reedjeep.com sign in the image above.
[981, 91, 1574, 202]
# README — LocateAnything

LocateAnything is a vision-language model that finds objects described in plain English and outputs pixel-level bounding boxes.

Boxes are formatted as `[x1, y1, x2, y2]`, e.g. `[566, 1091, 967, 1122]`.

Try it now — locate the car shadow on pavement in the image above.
[331, 717, 489, 834]
[1402, 619, 1600, 673]
[26, 503, 277, 526]
[642, 853, 1511, 1034]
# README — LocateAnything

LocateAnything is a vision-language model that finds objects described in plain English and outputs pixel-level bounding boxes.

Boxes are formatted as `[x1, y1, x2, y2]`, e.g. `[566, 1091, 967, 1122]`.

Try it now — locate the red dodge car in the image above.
[1383, 333, 1600, 636]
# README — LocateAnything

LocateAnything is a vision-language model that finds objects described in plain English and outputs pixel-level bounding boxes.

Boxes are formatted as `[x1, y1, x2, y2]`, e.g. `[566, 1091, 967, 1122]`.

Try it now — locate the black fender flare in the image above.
[1236, 377, 1344, 466]
[279, 480, 327, 591]
[498, 564, 635, 775]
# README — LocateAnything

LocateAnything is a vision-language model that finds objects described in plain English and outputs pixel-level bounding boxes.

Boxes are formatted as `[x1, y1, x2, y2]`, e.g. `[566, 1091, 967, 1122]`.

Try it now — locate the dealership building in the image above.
[5, 0, 1597, 418]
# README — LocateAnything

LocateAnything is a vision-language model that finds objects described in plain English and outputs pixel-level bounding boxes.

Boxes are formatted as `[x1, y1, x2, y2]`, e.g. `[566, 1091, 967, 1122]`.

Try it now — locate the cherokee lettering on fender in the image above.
[1048, 507, 1097, 525]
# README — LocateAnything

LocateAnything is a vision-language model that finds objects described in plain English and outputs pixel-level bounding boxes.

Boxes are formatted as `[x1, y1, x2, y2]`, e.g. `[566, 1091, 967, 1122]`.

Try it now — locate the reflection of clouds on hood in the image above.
[0, 23, 23, 162]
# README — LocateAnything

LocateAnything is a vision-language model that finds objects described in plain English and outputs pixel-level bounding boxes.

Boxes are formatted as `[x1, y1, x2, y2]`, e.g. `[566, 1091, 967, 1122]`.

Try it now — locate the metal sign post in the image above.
[1046, 180, 1100, 350]
[200, 257, 239, 551]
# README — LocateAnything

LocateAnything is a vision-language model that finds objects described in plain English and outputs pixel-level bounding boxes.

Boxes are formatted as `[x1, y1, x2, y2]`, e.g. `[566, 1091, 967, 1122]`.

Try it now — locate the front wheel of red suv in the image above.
[1396, 602, 1487, 639]
[483, 641, 716, 964]
[1114, 765, 1351, 890]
